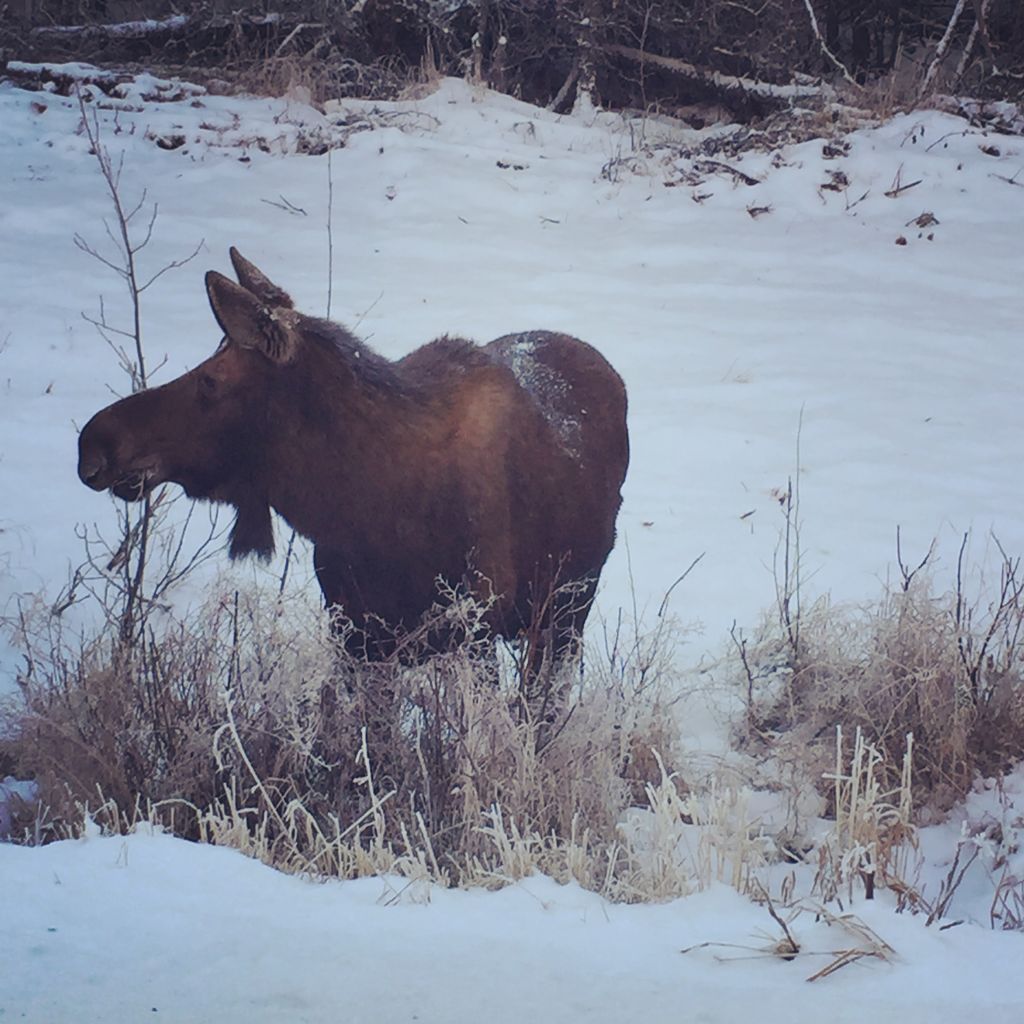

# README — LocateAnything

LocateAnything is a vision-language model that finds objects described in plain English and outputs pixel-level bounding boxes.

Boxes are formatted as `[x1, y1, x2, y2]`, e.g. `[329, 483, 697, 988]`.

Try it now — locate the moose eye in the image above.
[198, 373, 218, 398]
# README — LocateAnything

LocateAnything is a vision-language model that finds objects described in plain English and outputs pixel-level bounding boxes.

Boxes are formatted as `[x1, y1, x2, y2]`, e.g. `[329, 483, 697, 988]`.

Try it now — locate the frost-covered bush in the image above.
[742, 566, 1024, 813]
[3, 581, 698, 895]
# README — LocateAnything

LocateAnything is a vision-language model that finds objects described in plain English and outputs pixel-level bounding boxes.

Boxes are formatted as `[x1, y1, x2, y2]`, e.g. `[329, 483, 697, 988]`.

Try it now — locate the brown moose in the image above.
[77, 249, 629, 663]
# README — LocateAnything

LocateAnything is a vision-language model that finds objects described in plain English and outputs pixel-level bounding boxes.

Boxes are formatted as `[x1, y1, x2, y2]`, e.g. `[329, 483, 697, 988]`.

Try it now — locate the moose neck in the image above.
[259, 325, 435, 546]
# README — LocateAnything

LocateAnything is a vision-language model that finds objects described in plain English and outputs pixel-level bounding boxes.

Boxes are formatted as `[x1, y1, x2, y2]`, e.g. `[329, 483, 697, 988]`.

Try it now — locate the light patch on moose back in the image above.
[494, 331, 582, 460]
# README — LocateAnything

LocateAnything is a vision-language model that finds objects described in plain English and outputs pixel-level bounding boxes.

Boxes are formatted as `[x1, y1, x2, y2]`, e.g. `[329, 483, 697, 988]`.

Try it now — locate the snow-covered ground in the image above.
[4, 817, 1024, 1024]
[2, 66, 1024, 1021]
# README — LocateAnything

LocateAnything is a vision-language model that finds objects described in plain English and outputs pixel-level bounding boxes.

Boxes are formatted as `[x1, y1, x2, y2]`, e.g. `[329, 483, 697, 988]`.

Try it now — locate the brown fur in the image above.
[78, 249, 629, 659]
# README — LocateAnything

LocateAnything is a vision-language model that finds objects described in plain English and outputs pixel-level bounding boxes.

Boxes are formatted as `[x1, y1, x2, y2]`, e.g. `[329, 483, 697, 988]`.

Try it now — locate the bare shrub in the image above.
[234, 51, 413, 106]
[744, 544, 1024, 813]
[2, 580, 705, 897]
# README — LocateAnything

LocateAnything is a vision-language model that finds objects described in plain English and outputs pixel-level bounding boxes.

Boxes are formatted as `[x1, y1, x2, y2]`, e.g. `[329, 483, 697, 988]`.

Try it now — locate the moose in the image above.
[77, 249, 629, 666]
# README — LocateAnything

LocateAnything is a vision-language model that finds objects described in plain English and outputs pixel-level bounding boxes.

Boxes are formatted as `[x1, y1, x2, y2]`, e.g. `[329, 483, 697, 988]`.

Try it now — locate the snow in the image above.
[490, 331, 583, 459]
[27, 15, 191, 36]
[2, 66, 1024, 1020]
[5, 823, 1024, 1024]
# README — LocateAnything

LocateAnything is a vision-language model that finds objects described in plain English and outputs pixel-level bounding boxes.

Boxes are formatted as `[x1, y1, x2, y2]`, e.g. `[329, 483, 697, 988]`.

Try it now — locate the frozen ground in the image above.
[3, 814, 1024, 1024]
[2, 65, 1024, 1022]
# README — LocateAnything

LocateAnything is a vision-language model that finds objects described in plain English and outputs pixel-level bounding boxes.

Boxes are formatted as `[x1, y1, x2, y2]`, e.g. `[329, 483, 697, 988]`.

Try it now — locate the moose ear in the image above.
[205, 271, 298, 363]
[228, 248, 294, 309]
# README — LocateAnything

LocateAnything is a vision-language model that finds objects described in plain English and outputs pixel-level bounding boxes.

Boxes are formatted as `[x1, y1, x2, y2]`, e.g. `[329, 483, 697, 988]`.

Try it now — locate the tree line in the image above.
[5, 2, 1022, 117]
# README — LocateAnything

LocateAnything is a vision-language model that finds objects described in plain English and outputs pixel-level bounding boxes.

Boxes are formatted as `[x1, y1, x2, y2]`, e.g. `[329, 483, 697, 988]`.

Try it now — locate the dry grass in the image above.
[743, 564, 1024, 814]
[233, 52, 413, 106]
[2, 581, 722, 898]
[7, 542, 1024, 910]
[812, 726, 917, 903]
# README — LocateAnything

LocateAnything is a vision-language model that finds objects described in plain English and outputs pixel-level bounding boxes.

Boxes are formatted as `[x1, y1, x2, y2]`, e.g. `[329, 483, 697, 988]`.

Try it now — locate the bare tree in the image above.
[67, 88, 214, 645]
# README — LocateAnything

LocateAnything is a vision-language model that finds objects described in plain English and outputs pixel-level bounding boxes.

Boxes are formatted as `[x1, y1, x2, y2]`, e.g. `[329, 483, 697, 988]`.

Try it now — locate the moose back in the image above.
[78, 249, 629, 660]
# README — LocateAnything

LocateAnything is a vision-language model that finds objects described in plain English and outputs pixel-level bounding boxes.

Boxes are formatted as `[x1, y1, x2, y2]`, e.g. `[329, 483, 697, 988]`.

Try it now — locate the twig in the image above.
[214, 689, 297, 853]
[278, 527, 298, 597]
[680, 940, 767, 957]
[657, 552, 705, 617]
[259, 195, 308, 216]
[806, 948, 886, 981]
[730, 621, 757, 726]
[352, 289, 385, 332]
[272, 21, 324, 58]
[755, 882, 800, 957]
[139, 239, 205, 293]
[895, 526, 936, 592]
[991, 171, 1024, 188]
[884, 167, 923, 198]
[926, 841, 979, 926]
[925, 129, 970, 153]
[695, 159, 761, 186]
[777, 407, 805, 657]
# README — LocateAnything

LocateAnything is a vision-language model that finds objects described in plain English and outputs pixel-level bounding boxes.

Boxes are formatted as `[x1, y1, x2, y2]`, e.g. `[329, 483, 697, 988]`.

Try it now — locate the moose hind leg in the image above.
[516, 572, 597, 739]
[551, 573, 598, 666]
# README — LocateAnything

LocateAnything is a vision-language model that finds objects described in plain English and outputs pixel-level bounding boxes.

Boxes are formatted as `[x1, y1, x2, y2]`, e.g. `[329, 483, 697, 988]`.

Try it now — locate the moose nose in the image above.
[78, 451, 108, 489]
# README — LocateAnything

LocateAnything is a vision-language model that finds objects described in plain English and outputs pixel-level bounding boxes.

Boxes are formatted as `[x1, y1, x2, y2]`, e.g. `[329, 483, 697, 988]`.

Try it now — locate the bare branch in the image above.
[139, 239, 205, 293]
[657, 552, 705, 618]
[799, 0, 860, 88]
[918, 0, 969, 101]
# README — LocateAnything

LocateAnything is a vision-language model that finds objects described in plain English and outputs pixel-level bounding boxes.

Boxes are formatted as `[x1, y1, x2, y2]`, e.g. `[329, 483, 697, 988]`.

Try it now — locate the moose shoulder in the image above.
[78, 248, 629, 661]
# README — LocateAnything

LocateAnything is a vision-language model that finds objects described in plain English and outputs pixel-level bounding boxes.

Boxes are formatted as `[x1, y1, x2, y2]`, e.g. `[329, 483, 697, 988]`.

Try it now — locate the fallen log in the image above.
[601, 42, 833, 115]
[23, 13, 312, 67]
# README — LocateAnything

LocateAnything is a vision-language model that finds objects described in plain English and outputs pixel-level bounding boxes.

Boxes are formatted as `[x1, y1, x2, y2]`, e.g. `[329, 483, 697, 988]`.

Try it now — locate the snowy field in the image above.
[5, 812, 1024, 1024]
[2, 65, 1024, 1021]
